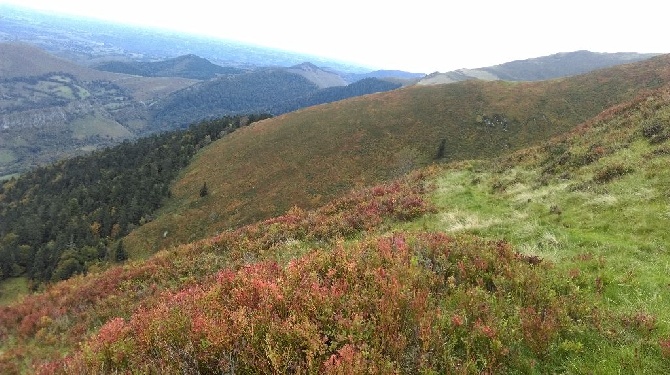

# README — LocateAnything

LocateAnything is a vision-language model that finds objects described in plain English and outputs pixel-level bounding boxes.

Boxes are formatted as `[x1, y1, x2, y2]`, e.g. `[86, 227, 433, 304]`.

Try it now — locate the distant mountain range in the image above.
[1, 40, 662, 178]
[0, 3, 372, 73]
[418, 50, 660, 85]
[0, 43, 403, 176]
[0, 4, 663, 178]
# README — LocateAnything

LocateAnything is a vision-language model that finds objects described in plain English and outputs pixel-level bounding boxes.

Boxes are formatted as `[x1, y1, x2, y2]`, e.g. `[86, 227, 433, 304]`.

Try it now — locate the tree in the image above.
[114, 240, 128, 262]
[435, 139, 447, 160]
[199, 182, 209, 197]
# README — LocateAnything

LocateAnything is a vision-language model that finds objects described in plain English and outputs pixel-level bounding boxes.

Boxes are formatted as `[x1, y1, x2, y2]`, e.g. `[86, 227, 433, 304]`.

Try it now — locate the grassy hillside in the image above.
[2, 84, 670, 373]
[124, 54, 670, 255]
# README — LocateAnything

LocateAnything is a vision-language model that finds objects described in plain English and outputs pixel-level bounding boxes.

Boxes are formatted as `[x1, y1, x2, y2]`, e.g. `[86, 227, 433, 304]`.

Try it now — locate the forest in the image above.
[0, 114, 270, 287]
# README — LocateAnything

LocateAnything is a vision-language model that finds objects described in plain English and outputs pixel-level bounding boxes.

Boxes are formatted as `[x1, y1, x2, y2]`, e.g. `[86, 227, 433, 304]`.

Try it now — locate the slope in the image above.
[407, 84, 670, 373]
[3, 84, 670, 373]
[124, 54, 670, 254]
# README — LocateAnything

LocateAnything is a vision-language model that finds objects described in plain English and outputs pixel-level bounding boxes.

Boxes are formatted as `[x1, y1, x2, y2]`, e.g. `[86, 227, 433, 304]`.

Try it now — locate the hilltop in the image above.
[124, 54, 670, 254]
[2, 76, 670, 373]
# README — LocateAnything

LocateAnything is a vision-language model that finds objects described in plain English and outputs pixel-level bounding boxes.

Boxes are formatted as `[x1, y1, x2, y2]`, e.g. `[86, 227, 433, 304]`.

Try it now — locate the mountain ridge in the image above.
[94, 54, 246, 80]
[418, 50, 660, 85]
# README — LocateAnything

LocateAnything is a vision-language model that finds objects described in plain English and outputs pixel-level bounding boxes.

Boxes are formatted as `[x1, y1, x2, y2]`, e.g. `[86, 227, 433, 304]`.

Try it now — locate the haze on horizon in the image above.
[1, 0, 667, 73]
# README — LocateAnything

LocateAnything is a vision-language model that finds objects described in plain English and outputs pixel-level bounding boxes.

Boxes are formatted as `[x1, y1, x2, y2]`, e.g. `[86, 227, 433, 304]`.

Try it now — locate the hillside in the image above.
[0, 43, 197, 100]
[418, 50, 659, 85]
[94, 54, 245, 80]
[0, 116, 268, 286]
[2, 82, 670, 373]
[0, 44, 400, 176]
[148, 70, 403, 128]
[124, 54, 670, 254]
[0, 43, 199, 177]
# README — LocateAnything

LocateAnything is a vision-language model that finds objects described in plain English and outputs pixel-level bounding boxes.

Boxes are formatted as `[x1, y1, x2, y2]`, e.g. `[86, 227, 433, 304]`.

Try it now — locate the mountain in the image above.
[418, 50, 659, 85]
[122, 54, 670, 254]
[3, 72, 670, 373]
[148, 69, 319, 128]
[0, 42, 110, 80]
[94, 54, 246, 80]
[286, 62, 348, 88]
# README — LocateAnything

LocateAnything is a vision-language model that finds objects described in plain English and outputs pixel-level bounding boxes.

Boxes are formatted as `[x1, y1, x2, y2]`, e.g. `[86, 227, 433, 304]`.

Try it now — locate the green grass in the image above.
[0, 149, 17, 165]
[0, 277, 29, 306]
[398, 92, 670, 372]
[71, 115, 134, 141]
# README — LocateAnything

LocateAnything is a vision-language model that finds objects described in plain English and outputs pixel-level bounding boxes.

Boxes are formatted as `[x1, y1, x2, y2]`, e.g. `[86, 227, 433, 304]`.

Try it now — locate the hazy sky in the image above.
[2, 0, 667, 73]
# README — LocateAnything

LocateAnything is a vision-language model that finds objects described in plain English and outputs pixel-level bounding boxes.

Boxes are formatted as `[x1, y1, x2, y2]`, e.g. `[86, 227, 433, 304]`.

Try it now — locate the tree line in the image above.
[0, 114, 270, 286]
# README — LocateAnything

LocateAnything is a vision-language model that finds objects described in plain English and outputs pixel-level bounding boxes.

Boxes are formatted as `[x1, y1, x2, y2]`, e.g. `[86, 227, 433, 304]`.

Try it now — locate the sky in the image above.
[1, 0, 668, 73]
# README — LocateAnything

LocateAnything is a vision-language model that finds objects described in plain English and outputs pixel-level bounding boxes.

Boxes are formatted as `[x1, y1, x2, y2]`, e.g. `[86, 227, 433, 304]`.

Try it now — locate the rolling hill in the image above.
[94, 54, 246, 80]
[123, 54, 670, 255]
[418, 50, 659, 85]
[2, 72, 670, 373]
[0, 43, 197, 100]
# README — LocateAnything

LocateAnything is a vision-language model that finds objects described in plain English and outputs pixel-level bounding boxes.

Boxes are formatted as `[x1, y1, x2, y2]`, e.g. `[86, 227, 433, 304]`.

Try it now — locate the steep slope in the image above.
[124, 54, 670, 254]
[418, 50, 659, 85]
